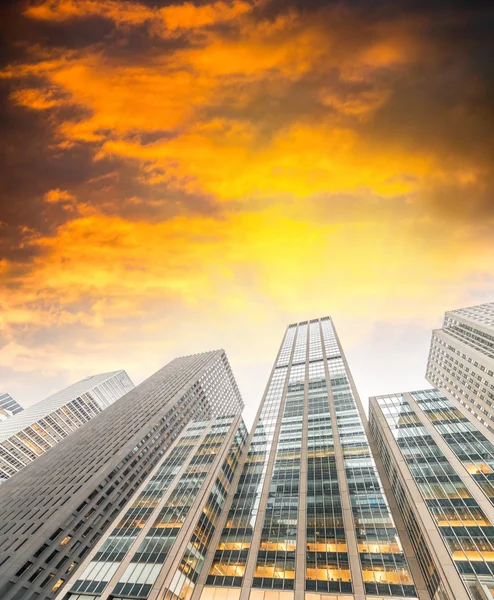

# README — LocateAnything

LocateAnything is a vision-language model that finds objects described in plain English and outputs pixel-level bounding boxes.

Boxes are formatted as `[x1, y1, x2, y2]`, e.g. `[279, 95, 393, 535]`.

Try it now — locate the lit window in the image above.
[51, 578, 64, 592]
[60, 535, 72, 547]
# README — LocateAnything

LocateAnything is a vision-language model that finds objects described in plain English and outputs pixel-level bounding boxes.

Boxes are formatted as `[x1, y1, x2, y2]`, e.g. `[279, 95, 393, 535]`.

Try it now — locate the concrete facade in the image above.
[0, 350, 244, 600]
[426, 302, 494, 433]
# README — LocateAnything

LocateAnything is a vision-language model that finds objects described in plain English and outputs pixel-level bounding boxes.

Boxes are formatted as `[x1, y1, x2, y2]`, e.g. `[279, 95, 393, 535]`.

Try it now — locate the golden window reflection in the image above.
[217, 542, 250, 550]
[361, 568, 412, 584]
[465, 463, 494, 475]
[305, 568, 351, 582]
[254, 566, 295, 579]
[358, 542, 400, 553]
[306, 542, 347, 552]
[210, 563, 245, 577]
[260, 542, 296, 551]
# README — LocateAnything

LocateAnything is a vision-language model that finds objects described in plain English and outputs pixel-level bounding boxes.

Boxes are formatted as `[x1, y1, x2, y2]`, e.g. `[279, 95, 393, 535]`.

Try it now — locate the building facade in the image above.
[0, 350, 244, 600]
[370, 388, 494, 600]
[0, 392, 23, 421]
[0, 371, 135, 482]
[426, 302, 494, 432]
[145, 317, 427, 600]
[59, 415, 248, 600]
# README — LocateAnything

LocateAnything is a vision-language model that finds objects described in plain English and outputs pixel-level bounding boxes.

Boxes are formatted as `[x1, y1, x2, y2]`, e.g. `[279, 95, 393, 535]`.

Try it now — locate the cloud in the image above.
[24, 0, 254, 33]
[1, 0, 493, 420]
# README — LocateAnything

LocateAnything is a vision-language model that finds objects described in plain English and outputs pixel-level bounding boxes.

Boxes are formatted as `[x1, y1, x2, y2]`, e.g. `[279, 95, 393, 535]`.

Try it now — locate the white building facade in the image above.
[426, 302, 494, 431]
[0, 371, 134, 481]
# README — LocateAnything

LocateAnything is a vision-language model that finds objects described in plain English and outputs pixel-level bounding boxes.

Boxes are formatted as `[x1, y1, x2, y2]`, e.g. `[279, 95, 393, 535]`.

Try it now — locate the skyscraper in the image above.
[0, 370, 134, 481]
[121, 317, 426, 600]
[0, 350, 243, 600]
[426, 302, 494, 432]
[59, 414, 248, 600]
[370, 388, 494, 600]
[0, 392, 23, 420]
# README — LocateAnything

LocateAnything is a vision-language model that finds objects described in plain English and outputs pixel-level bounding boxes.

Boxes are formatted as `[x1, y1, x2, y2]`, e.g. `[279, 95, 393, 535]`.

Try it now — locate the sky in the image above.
[0, 0, 493, 428]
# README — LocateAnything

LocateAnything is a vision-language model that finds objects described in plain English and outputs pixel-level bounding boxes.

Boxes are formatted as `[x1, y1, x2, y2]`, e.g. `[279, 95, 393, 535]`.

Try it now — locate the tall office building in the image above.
[426, 302, 494, 432]
[60, 414, 248, 600]
[370, 388, 494, 600]
[109, 317, 428, 600]
[0, 371, 135, 482]
[0, 392, 23, 420]
[0, 350, 243, 600]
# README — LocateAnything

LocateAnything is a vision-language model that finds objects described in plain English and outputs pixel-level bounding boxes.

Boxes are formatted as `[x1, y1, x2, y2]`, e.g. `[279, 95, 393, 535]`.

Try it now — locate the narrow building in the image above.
[370, 388, 494, 600]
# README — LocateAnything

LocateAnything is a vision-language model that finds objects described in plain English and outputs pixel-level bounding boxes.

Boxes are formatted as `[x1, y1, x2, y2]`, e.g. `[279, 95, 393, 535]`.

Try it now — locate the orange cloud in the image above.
[25, 0, 254, 33]
[10, 87, 61, 110]
[24, 0, 155, 25]
[44, 188, 76, 203]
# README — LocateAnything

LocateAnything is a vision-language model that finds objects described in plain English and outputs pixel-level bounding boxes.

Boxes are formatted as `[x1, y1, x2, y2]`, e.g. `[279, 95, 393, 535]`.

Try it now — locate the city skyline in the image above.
[59, 315, 431, 600]
[7, 303, 492, 429]
[1, 306, 493, 599]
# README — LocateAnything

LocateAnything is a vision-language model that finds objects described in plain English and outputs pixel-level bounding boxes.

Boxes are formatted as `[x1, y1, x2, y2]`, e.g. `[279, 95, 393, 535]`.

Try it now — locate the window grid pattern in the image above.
[68, 425, 207, 596]
[426, 303, 494, 434]
[163, 421, 248, 600]
[112, 421, 235, 598]
[277, 327, 297, 368]
[370, 414, 449, 600]
[0, 372, 134, 481]
[207, 364, 290, 586]
[252, 375, 304, 590]
[306, 370, 351, 594]
[410, 389, 494, 505]
[375, 393, 494, 595]
[327, 354, 416, 596]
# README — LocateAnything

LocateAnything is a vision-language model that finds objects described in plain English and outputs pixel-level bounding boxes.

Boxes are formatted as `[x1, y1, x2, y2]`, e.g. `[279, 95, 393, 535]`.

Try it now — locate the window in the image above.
[51, 578, 65, 592]
[40, 572, 55, 588]
[15, 561, 32, 577]
[60, 534, 72, 546]
[66, 561, 77, 573]
[49, 528, 63, 541]
[28, 567, 43, 582]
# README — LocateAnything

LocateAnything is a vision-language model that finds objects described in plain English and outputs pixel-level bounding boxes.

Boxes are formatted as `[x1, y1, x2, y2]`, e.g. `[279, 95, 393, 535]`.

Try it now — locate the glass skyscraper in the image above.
[61, 415, 248, 600]
[201, 317, 426, 600]
[370, 388, 494, 600]
[426, 302, 494, 432]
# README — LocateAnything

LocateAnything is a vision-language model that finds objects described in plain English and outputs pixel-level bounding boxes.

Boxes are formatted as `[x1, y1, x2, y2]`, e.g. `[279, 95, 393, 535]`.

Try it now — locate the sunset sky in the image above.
[1, 0, 493, 426]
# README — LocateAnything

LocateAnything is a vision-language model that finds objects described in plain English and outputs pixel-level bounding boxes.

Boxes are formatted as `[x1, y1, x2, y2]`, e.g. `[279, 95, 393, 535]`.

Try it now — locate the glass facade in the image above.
[207, 329, 294, 588]
[66, 416, 247, 600]
[206, 317, 419, 600]
[409, 390, 494, 505]
[371, 390, 494, 599]
[306, 325, 351, 594]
